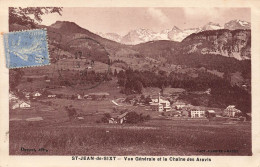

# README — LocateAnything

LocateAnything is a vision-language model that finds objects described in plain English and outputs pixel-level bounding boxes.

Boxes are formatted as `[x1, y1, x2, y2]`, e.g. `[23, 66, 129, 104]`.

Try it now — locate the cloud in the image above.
[147, 8, 170, 24]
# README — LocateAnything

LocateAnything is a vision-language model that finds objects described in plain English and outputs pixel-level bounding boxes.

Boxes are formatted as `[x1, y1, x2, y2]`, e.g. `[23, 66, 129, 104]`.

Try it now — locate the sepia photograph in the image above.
[7, 7, 252, 156]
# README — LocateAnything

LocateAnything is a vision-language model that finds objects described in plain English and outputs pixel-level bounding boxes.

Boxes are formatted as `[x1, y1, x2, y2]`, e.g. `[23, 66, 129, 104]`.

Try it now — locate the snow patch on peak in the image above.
[97, 19, 251, 45]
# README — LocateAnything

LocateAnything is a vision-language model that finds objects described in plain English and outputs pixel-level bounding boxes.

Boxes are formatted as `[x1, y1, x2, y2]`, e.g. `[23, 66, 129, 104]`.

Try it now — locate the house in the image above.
[174, 101, 186, 110]
[204, 88, 211, 95]
[83, 95, 92, 100]
[33, 91, 42, 97]
[88, 92, 110, 100]
[116, 112, 128, 124]
[47, 94, 56, 98]
[88, 92, 110, 97]
[172, 111, 182, 117]
[223, 105, 242, 117]
[150, 102, 164, 112]
[150, 93, 171, 112]
[108, 118, 117, 124]
[109, 112, 128, 124]
[190, 110, 205, 118]
[206, 110, 216, 118]
[12, 103, 20, 109]
[9, 92, 18, 101]
[160, 99, 171, 112]
[20, 101, 31, 108]
[77, 94, 83, 100]
[12, 101, 31, 109]
[176, 65, 182, 70]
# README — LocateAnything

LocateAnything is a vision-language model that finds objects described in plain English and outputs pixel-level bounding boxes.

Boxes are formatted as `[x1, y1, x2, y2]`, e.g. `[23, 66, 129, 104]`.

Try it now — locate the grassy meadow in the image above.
[10, 109, 251, 155]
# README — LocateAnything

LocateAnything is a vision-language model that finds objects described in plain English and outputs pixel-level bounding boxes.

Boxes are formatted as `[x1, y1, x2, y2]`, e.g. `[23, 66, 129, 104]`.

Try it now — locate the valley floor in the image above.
[9, 106, 251, 156]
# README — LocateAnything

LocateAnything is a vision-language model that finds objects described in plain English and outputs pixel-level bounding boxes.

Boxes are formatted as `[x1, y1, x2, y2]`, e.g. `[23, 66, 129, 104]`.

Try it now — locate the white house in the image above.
[108, 118, 117, 124]
[9, 92, 18, 101]
[150, 93, 171, 112]
[150, 102, 164, 112]
[12, 103, 20, 109]
[160, 99, 171, 112]
[77, 94, 83, 100]
[48, 94, 56, 98]
[204, 88, 211, 95]
[208, 110, 215, 113]
[190, 110, 205, 118]
[12, 101, 31, 109]
[20, 102, 31, 108]
[223, 105, 242, 117]
[33, 92, 42, 97]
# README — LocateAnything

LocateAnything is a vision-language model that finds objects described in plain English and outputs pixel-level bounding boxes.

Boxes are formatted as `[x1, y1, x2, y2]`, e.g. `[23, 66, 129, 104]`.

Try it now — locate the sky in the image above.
[41, 7, 250, 36]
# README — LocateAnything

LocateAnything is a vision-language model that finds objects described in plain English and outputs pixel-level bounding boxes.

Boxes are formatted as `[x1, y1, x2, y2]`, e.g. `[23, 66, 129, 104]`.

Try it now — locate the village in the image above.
[10, 86, 249, 125]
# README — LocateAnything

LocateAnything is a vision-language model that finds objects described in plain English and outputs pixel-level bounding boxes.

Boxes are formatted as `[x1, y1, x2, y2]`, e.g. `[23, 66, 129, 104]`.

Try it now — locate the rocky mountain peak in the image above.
[224, 20, 251, 30]
[202, 22, 222, 31]
[171, 26, 182, 31]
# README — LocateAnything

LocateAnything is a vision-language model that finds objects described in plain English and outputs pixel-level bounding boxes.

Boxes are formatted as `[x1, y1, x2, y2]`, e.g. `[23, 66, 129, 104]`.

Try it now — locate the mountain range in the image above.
[9, 18, 251, 94]
[9, 19, 251, 63]
[97, 20, 250, 45]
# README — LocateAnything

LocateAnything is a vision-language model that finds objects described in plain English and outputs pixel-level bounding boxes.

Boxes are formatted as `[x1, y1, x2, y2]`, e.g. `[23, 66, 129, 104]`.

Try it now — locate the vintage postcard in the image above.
[0, 0, 260, 167]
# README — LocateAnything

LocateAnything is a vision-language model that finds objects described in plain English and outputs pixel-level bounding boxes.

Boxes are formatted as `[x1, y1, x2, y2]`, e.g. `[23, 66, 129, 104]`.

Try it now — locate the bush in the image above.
[113, 107, 118, 112]
[100, 113, 111, 123]
[125, 112, 140, 124]
[125, 112, 151, 124]
[65, 106, 78, 121]
[104, 113, 111, 118]
[145, 115, 151, 120]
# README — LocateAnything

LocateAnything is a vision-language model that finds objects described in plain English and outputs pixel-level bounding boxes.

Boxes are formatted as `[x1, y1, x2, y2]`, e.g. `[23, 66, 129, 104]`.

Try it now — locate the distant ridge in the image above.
[97, 20, 250, 45]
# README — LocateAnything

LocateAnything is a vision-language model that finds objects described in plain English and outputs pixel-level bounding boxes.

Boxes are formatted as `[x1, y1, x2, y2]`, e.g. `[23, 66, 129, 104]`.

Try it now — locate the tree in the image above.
[133, 80, 143, 94]
[104, 113, 111, 118]
[140, 94, 145, 100]
[144, 96, 152, 105]
[125, 112, 140, 124]
[65, 106, 77, 121]
[114, 69, 118, 77]
[9, 7, 63, 27]
[223, 71, 232, 83]
[117, 70, 126, 86]
[101, 113, 111, 123]
[9, 69, 24, 91]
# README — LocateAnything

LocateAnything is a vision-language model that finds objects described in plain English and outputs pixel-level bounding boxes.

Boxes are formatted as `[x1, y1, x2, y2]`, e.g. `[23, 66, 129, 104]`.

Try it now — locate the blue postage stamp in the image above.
[3, 29, 50, 68]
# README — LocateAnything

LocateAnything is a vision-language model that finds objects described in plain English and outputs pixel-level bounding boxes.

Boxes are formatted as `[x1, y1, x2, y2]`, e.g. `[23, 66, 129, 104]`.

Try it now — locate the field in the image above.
[10, 105, 251, 156]
[10, 76, 252, 156]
